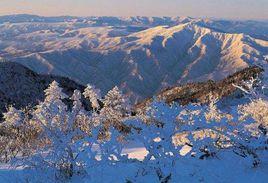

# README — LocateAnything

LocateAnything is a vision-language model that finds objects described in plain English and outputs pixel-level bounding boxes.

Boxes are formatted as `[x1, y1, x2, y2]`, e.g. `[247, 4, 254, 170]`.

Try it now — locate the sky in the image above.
[0, 0, 267, 20]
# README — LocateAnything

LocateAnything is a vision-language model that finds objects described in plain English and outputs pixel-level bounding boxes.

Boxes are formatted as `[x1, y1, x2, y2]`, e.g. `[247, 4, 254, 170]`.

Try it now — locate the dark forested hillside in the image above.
[0, 61, 86, 116]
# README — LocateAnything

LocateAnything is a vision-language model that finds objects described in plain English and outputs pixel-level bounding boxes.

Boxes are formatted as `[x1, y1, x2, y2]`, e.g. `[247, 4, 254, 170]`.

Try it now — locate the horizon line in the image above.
[0, 13, 267, 22]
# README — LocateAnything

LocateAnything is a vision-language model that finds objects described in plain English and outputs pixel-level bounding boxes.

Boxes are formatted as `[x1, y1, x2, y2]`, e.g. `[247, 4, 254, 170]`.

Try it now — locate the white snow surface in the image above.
[0, 149, 267, 183]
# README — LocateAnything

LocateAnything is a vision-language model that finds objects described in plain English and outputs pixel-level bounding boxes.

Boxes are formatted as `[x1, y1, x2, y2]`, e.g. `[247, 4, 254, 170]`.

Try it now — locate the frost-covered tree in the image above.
[233, 58, 268, 100]
[235, 59, 268, 117]
[230, 60, 268, 166]
[1, 106, 23, 128]
[33, 81, 68, 128]
[71, 90, 92, 135]
[27, 81, 90, 179]
[239, 99, 268, 131]
[235, 98, 268, 167]
[99, 86, 131, 134]
[233, 77, 261, 100]
[0, 106, 24, 162]
[1, 69, 267, 182]
[205, 93, 226, 121]
[83, 84, 101, 111]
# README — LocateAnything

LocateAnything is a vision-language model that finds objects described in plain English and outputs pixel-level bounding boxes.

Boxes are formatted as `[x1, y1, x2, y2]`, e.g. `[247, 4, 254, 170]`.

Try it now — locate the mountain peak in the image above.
[0, 16, 267, 102]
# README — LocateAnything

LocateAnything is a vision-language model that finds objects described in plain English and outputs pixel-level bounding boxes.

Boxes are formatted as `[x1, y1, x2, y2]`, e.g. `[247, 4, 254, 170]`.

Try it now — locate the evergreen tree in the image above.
[1, 106, 23, 128]
[99, 86, 130, 131]
[83, 84, 101, 111]
[0, 106, 24, 162]
[30, 81, 87, 179]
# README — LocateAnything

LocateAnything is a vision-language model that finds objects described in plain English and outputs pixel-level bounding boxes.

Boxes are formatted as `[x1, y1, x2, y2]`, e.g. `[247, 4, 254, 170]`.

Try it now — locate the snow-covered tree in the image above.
[233, 77, 261, 100]
[1, 106, 23, 128]
[230, 60, 268, 166]
[1, 70, 267, 182]
[70, 90, 92, 135]
[205, 93, 227, 122]
[99, 86, 131, 133]
[233, 58, 268, 101]
[83, 84, 101, 111]
[0, 106, 24, 162]
[27, 81, 90, 179]
[239, 99, 268, 130]
[33, 81, 68, 128]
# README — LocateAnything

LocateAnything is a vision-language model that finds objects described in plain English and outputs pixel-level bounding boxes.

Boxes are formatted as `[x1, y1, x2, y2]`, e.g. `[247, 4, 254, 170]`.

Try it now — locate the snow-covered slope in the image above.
[0, 15, 267, 102]
[135, 66, 263, 112]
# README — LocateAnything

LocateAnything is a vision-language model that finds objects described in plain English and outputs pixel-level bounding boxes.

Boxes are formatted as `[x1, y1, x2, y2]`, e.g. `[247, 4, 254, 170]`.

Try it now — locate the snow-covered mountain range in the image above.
[0, 15, 267, 102]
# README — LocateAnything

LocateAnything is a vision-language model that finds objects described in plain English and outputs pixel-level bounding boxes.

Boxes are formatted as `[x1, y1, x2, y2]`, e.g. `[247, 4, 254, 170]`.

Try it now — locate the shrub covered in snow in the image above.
[0, 61, 267, 182]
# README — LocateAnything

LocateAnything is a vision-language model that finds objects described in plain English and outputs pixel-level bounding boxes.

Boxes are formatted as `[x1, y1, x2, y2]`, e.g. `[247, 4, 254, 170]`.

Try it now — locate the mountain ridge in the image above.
[0, 15, 267, 102]
[134, 65, 264, 112]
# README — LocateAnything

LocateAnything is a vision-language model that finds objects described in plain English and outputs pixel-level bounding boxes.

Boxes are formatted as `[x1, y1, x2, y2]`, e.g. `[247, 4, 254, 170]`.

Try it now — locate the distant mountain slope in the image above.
[0, 14, 266, 38]
[196, 19, 268, 41]
[0, 14, 193, 26]
[0, 61, 86, 116]
[135, 66, 263, 112]
[0, 15, 267, 102]
[0, 60, 264, 119]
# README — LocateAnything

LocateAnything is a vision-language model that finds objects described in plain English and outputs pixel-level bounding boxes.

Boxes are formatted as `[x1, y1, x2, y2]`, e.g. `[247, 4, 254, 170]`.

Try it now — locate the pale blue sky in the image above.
[0, 0, 267, 20]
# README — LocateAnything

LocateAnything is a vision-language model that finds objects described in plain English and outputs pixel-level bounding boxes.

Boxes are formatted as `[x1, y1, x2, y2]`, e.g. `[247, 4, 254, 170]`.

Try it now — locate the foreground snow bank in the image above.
[1, 150, 267, 183]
